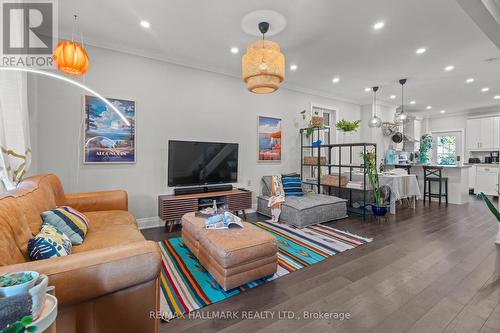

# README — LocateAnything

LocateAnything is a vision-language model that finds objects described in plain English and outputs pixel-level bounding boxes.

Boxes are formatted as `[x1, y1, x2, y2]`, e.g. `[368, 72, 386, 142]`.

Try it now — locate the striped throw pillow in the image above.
[28, 225, 72, 260]
[41, 206, 89, 245]
[282, 177, 304, 197]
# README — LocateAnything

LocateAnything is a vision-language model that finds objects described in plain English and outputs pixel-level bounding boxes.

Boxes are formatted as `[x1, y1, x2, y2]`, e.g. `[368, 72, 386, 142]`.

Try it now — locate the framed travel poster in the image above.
[83, 95, 136, 163]
[258, 116, 282, 162]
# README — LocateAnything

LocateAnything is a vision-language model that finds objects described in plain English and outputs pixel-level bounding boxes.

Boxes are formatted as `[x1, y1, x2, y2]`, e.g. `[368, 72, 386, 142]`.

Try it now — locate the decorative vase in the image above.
[341, 131, 354, 144]
[371, 205, 387, 216]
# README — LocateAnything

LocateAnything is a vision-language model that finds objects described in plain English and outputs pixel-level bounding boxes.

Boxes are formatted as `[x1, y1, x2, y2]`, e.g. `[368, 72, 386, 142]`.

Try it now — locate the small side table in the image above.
[30, 294, 57, 333]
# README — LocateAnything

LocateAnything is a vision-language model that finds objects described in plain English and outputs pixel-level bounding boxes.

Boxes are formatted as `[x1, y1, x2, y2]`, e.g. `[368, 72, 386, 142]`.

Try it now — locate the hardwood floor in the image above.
[142, 197, 500, 333]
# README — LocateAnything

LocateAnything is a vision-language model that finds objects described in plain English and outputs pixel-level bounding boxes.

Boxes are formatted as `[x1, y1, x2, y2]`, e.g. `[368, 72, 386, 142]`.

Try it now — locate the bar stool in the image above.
[423, 166, 448, 205]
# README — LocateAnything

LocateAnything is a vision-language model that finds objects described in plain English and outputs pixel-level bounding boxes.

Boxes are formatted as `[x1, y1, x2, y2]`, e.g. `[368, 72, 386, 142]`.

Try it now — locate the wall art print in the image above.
[258, 116, 281, 161]
[83, 95, 136, 163]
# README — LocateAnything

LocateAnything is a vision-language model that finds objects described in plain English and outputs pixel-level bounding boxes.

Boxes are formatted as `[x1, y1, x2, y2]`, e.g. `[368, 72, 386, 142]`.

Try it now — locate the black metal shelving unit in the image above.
[300, 128, 376, 219]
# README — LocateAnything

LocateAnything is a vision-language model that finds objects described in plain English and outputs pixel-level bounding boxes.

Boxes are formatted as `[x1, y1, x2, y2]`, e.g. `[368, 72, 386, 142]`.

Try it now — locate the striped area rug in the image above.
[158, 222, 372, 320]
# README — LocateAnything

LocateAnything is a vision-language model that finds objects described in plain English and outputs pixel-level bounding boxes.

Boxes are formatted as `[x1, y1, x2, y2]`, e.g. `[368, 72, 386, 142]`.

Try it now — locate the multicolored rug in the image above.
[158, 222, 372, 319]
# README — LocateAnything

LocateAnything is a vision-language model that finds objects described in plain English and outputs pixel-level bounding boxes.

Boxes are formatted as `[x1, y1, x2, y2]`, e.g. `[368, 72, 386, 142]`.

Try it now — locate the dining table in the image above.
[378, 173, 421, 214]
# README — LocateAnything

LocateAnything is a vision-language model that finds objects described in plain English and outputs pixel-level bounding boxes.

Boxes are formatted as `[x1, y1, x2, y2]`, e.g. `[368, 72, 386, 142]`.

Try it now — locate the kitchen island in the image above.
[387, 164, 471, 204]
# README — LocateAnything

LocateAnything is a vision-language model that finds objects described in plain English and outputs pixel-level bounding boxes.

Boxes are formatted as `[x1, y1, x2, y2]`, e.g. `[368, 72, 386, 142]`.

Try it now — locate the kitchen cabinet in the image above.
[475, 166, 498, 196]
[466, 117, 499, 150]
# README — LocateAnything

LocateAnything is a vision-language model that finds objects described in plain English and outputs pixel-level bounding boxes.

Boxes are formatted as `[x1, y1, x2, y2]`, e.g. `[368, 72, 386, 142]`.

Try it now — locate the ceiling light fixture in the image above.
[368, 86, 382, 128]
[332, 77, 340, 84]
[373, 21, 385, 30]
[390, 95, 396, 99]
[364, 87, 371, 92]
[242, 21, 285, 94]
[440, 110, 446, 114]
[394, 79, 408, 124]
[445, 65, 454, 71]
[140, 20, 151, 28]
[426, 106, 432, 110]
[482, 87, 490, 92]
[290, 64, 297, 71]
[494, 95, 500, 99]
[230, 47, 239, 54]
[416, 48, 426, 54]
[466, 78, 474, 83]
[53, 15, 89, 76]
[410, 100, 416, 104]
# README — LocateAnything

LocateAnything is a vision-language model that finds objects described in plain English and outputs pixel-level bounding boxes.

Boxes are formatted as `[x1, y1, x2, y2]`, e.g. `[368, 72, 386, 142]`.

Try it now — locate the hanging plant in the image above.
[335, 119, 361, 132]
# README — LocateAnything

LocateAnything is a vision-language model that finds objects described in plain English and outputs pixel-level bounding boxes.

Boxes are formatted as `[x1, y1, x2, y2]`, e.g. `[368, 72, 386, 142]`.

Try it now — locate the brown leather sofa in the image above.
[0, 174, 161, 333]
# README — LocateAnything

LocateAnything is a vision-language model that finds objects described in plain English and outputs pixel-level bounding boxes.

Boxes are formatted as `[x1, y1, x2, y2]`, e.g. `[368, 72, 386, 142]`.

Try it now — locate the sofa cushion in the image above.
[83, 210, 138, 232]
[41, 206, 89, 245]
[28, 225, 72, 260]
[282, 193, 346, 210]
[282, 177, 304, 197]
[261, 176, 272, 197]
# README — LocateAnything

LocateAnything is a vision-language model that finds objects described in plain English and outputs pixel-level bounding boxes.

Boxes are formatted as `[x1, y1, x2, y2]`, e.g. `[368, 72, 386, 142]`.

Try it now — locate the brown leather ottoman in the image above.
[181, 212, 278, 290]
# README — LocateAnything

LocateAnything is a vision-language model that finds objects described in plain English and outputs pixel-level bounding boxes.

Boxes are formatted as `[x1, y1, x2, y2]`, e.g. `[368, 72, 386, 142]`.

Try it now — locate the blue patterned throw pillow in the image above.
[28, 225, 72, 260]
[41, 206, 89, 245]
[282, 177, 304, 197]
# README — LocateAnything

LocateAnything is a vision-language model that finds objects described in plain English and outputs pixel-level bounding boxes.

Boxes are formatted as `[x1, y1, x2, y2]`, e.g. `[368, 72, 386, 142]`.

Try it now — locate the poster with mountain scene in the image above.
[83, 96, 136, 163]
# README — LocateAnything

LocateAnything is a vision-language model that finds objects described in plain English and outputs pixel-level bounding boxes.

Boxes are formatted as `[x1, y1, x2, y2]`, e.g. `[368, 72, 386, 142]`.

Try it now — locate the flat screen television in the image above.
[168, 140, 238, 187]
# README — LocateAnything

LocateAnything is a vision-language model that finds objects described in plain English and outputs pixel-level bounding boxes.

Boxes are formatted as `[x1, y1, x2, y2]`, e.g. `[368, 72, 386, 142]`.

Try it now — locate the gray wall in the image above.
[30, 46, 361, 219]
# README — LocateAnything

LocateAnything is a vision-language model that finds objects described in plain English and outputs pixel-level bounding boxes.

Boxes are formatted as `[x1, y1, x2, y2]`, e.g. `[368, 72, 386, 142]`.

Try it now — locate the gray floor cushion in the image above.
[256, 193, 348, 228]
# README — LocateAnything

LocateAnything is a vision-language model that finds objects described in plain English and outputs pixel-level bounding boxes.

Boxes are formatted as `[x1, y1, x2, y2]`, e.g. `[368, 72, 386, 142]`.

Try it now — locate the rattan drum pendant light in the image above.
[242, 22, 285, 94]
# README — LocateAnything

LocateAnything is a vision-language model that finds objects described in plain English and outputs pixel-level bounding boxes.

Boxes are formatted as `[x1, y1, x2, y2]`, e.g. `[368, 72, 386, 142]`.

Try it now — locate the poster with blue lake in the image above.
[258, 116, 281, 161]
[83, 95, 136, 163]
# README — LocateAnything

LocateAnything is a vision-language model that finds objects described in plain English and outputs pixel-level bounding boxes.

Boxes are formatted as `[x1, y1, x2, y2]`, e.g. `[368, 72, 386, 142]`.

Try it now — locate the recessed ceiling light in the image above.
[482, 87, 490, 92]
[440, 110, 446, 114]
[390, 95, 396, 99]
[140, 20, 151, 28]
[290, 64, 298, 71]
[332, 77, 340, 83]
[426, 106, 432, 110]
[230, 47, 239, 54]
[364, 87, 370, 92]
[466, 78, 474, 83]
[445, 65, 454, 71]
[373, 21, 385, 30]
[494, 95, 500, 99]
[410, 100, 416, 104]
[416, 48, 426, 54]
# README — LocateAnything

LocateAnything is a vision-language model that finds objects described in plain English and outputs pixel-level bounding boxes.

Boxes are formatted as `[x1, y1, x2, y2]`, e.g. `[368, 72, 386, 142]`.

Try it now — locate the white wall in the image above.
[360, 103, 397, 162]
[29, 46, 361, 219]
[426, 114, 467, 133]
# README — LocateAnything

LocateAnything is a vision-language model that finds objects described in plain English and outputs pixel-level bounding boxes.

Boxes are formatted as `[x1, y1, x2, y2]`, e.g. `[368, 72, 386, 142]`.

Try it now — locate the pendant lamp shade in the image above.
[53, 41, 89, 76]
[242, 22, 285, 94]
[368, 86, 382, 128]
[394, 78, 408, 123]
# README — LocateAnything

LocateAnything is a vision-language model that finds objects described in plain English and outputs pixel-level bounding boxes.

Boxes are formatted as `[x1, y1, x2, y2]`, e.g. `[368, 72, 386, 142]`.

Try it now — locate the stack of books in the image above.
[346, 180, 365, 189]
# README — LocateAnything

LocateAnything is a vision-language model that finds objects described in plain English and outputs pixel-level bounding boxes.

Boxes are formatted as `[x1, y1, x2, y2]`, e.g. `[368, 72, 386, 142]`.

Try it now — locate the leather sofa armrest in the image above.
[64, 190, 128, 212]
[0, 241, 161, 306]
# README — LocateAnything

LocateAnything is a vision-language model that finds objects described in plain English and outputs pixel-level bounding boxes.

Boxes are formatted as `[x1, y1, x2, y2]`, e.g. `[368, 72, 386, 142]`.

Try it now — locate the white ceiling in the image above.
[59, 0, 500, 117]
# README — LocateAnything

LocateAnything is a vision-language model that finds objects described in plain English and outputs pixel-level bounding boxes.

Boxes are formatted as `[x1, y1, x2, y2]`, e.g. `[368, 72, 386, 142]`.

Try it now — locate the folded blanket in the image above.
[267, 175, 285, 222]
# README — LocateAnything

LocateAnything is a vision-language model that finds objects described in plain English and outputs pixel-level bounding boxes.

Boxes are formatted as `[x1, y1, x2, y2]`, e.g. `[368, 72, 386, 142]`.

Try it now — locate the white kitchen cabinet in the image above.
[468, 165, 476, 189]
[467, 119, 481, 149]
[466, 117, 499, 150]
[475, 166, 498, 196]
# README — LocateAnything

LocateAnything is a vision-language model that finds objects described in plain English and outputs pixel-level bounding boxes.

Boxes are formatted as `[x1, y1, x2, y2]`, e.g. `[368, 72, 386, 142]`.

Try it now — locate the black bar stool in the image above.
[423, 166, 448, 205]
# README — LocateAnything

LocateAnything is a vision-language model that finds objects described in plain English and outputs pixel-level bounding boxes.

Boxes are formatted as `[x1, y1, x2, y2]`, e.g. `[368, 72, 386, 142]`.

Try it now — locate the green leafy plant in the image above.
[419, 134, 433, 164]
[363, 149, 383, 206]
[0, 316, 37, 333]
[335, 119, 361, 132]
[300, 110, 322, 138]
[480, 192, 500, 222]
[0, 273, 33, 288]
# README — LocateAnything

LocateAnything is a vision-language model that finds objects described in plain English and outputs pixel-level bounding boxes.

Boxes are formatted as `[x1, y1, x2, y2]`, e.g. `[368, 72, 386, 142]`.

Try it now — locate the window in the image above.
[436, 135, 457, 165]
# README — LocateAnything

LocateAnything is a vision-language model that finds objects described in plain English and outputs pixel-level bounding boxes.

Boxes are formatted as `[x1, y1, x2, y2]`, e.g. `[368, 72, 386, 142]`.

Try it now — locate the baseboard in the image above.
[137, 216, 164, 230]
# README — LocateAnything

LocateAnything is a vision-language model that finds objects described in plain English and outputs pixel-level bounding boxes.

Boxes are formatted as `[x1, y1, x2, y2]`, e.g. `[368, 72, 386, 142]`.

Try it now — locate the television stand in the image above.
[158, 189, 252, 232]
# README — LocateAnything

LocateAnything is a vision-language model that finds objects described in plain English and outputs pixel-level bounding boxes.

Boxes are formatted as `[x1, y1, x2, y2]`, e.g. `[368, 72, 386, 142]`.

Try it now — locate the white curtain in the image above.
[0, 71, 31, 191]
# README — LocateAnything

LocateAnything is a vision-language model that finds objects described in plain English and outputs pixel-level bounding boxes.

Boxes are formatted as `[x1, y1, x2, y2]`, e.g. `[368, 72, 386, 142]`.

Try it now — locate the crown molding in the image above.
[60, 33, 362, 106]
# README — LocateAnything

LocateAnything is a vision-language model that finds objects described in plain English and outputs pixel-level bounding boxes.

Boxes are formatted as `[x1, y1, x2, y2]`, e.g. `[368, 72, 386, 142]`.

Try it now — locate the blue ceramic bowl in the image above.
[371, 205, 388, 217]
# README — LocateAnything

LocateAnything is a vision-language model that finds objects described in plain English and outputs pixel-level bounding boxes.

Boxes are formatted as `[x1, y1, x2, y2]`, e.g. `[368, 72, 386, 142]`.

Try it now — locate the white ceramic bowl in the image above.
[0, 271, 39, 298]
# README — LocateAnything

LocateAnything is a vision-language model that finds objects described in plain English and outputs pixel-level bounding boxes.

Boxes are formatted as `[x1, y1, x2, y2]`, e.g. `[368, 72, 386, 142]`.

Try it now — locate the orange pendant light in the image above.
[53, 15, 89, 76]
[242, 22, 285, 94]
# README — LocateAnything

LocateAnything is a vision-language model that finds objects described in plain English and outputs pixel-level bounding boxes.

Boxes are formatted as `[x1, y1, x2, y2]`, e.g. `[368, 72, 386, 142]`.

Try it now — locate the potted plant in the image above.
[0, 272, 39, 298]
[363, 149, 387, 217]
[300, 110, 324, 138]
[335, 119, 361, 143]
[1, 316, 37, 333]
[419, 134, 433, 164]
